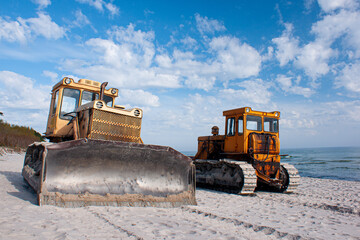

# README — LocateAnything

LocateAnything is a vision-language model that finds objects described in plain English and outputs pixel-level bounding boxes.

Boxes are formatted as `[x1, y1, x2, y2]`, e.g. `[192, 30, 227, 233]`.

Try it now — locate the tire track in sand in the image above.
[87, 208, 143, 240]
[180, 206, 310, 240]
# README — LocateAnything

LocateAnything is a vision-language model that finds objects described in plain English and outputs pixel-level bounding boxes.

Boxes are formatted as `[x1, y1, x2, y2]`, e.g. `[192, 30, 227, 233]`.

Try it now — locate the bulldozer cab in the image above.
[44, 77, 119, 141]
[223, 107, 280, 155]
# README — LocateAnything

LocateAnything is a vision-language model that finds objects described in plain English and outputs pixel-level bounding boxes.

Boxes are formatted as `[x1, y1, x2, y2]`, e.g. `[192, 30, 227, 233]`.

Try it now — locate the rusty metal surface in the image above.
[22, 139, 196, 207]
[248, 133, 279, 155]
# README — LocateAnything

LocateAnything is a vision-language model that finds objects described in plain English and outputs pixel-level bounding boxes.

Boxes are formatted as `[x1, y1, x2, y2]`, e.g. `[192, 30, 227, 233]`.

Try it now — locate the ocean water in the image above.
[280, 147, 360, 182]
[183, 146, 360, 182]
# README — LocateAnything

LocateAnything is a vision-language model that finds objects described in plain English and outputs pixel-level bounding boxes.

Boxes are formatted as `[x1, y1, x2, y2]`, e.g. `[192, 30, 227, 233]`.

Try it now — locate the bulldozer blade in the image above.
[22, 139, 196, 207]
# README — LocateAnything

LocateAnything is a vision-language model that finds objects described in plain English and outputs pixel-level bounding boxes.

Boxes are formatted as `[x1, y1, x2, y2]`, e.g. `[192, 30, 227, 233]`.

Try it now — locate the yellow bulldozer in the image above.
[22, 77, 196, 207]
[193, 107, 299, 194]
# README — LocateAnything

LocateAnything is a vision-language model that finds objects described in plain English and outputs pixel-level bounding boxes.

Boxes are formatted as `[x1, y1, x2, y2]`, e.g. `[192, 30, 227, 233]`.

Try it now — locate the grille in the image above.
[88, 109, 142, 143]
[249, 133, 279, 154]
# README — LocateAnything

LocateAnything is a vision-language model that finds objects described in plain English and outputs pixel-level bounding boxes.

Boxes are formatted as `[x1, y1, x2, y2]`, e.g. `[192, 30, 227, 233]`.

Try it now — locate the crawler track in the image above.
[281, 163, 300, 193]
[194, 159, 257, 194]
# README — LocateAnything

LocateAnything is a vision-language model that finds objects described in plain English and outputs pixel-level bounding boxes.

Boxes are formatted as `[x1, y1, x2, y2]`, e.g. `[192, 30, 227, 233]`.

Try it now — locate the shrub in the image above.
[0, 119, 44, 149]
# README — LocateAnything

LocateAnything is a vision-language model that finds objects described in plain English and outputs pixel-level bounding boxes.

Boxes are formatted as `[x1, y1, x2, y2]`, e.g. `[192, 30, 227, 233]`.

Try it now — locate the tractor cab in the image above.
[223, 107, 280, 155]
[44, 77, 119, 141]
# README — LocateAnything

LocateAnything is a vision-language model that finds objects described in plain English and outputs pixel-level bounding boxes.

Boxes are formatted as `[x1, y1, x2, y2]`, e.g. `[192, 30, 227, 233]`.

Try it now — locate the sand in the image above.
[0, 150, 359, 240]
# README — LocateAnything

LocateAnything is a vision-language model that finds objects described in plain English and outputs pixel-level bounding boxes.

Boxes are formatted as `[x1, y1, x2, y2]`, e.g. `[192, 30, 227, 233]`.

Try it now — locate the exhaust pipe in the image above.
[99, 82, 108, 100]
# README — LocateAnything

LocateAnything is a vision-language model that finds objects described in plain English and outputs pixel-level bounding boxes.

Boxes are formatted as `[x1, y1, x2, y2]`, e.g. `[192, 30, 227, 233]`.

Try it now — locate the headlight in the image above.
[64, 78, 72, 85]
[111, 88, 118, 95]
[246, 108, 250, 113]
[134, 109, 140, 117]
[275, 112, 279, 117]
[96, 101, 104, 108]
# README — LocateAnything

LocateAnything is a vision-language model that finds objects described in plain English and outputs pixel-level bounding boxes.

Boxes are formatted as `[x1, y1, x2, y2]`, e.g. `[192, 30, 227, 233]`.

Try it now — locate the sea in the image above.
[183, 146, 360, 182]
[280, 147, 360, 182]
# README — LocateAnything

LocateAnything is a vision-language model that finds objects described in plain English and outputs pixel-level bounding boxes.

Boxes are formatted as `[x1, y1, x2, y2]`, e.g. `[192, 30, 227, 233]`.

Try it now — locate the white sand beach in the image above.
[0, 150, 359, 240]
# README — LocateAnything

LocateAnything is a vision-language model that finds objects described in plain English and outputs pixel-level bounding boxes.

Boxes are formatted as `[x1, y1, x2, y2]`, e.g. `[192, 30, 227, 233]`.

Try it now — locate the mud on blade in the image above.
[22, 139, 196, 207]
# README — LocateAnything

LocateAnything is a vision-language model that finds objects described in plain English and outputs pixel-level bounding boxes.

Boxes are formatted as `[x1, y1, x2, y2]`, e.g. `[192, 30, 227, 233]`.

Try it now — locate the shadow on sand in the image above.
[0, 170, 37, 205]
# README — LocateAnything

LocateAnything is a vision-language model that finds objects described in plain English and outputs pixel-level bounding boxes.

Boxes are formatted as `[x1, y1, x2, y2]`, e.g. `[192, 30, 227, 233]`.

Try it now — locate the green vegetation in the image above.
[0, 117, 44, 150]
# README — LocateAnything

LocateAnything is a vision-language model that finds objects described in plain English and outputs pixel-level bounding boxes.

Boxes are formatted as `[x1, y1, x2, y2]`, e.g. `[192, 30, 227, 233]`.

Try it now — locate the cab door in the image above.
[224, 116, 237, 152]
[45, 90, 59, 136]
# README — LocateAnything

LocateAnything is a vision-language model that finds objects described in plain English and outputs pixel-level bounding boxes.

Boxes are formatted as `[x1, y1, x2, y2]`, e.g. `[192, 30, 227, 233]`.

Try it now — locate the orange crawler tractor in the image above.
[194, 107, 299, 194]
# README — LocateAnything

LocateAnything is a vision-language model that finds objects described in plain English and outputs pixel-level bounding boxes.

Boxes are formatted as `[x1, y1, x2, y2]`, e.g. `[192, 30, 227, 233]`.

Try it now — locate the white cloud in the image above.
[0, 13, 65, 43]
[184, 74, 216, 91]
[273, 5, 360, 87]
[65, 24, 181, 89]
[311, 9, 360, 57]
[22, 13, 66, 40]
[155, 54, 172, 68]
[335, 62, 360, 94]
[147, 93, 223, 133]
[0, 71, 51, 110]
[272, 23, 300, 66]
[76, 0, 119, 16]
[72, 10, 91, 28]
[107, 24, 155, 67]
[31, 0, 51, 9]
[295, 41, 336, 80]
[180, 36, 197, 49]
[274, 100, 360, 148]
[42, 70, 58, 83]
[209, 36, 261, 80]
[280, 100, 360, 130]
[273, 23, 336, 81]
[83, 24, 154, 68]
[304, 0, 316, 11]
[0, 17, 28, 43]
[0, 71, 52, 133]
[119, 89, 159, 107]
[195, 13, 226, 35]
[317, 0, 359, 13]
[61, 23, 262, 92]
[220, 79, 272, 105]
[276, 74, 315, 97]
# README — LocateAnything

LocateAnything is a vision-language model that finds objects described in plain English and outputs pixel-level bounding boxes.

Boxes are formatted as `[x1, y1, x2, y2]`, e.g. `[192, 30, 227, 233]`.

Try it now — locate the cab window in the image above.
[103, 95, 113, 107]
[246, 115, 262, 131]
[264, 117, 278, 132]
[51, 90, 59, 115]
[227, 117, 235, 136]
[60, 88, 80, 120]
[81, 91, 99, 105]
[81, 91, 113, 107]
[238, 116, 243, 134]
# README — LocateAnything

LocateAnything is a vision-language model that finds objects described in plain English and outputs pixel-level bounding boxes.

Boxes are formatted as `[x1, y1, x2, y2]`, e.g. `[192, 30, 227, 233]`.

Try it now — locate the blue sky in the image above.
[0, 0, 359, 151]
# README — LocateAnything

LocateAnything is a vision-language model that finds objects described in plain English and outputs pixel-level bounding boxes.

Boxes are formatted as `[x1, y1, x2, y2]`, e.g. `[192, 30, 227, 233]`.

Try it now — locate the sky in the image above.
[0, 0, 359, 151]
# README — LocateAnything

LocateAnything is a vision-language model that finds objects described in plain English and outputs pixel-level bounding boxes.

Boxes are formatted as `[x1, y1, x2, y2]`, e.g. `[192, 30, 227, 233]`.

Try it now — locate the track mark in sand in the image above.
[88, 209, 143, 240]
[263, 195, 360, 216]
[181, 206, 309, 240]
[305, 202, 359, 216]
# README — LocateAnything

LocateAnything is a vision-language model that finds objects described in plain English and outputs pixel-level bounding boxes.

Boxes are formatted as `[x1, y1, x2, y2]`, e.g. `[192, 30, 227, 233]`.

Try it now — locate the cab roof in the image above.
[223, 107, 280, 118]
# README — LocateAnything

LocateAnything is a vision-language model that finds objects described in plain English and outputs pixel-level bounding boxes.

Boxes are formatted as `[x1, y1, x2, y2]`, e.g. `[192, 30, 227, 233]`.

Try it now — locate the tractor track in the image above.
[195, 159, 258, 194]
[85, 202, 311, 240]
[260, 193, 360, 216]
[259, 177, 360, 217]
[180, 206, 311, 240]
[281, 163, 300, 193]
[87, 208, 143, 240]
